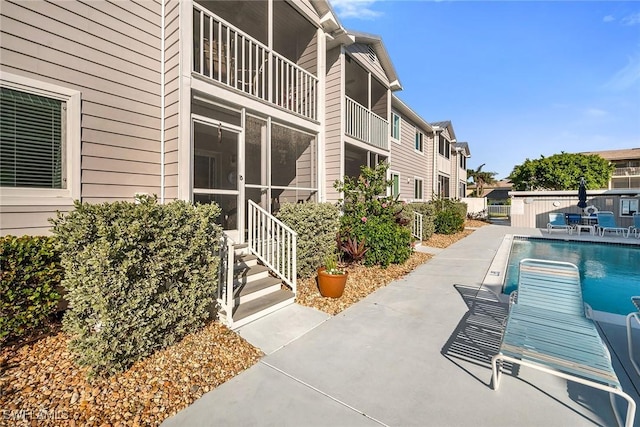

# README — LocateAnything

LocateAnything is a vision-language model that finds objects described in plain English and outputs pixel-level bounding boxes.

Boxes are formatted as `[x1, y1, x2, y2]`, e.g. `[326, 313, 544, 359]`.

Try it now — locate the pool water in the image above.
[503, 238, 640, 315]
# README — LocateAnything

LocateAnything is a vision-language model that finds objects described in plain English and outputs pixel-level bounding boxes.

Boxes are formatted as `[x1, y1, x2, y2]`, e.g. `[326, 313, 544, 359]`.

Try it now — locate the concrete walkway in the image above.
[162, 224, 640, 427]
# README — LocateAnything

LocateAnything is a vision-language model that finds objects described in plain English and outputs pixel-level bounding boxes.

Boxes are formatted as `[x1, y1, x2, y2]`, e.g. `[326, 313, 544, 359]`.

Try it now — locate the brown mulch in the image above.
[0, 220, 484, 425]
[0, 322, 262, 426]
[295, 251, 433, 315]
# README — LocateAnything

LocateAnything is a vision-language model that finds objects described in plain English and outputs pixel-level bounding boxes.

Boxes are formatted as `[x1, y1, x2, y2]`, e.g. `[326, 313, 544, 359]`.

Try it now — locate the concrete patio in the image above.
[162, 224, 640, 427]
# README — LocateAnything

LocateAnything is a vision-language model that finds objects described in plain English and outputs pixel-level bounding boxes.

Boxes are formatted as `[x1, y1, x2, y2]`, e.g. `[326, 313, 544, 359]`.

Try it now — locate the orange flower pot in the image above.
[317, 267, 348, 298]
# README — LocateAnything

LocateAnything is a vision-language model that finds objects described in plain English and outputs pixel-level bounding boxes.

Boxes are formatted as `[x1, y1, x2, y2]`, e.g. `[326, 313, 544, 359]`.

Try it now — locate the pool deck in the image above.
[162, 224, 640, 427]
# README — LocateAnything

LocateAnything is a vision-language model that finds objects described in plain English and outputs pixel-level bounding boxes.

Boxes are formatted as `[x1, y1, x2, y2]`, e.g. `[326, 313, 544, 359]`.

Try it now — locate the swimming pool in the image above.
[503, 237, 640, 315]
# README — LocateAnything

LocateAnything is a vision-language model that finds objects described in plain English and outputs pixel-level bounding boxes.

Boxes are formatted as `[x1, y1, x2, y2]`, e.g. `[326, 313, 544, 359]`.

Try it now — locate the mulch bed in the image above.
[0, 220, 487, 426]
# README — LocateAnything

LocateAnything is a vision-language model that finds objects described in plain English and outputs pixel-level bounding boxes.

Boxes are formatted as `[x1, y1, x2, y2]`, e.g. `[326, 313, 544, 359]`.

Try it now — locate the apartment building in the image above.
[581, 148, 640, 190]
[0, 0, 471, 239]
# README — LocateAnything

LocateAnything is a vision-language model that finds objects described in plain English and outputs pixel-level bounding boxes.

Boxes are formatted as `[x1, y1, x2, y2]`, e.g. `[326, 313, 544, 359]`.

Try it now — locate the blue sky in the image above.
[331, 0, 640, 179]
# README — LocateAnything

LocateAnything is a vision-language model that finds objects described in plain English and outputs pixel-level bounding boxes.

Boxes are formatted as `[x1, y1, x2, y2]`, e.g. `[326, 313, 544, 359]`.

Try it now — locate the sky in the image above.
[330, 0, 640, 179]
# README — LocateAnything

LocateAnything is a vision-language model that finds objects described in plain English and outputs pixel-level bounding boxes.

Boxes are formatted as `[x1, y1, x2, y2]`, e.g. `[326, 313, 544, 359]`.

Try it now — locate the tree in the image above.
[467, 163, 498, 197]
[508, 152, 614, 191]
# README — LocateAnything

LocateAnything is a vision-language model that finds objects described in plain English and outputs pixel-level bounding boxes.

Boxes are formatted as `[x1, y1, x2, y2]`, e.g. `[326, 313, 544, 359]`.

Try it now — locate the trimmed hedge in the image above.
[429, 199, 467, 235]
[403, 202, 436, 240]
[50, 196, 222, 377]
[276, 202, 340, 279]
[0, 235, 62, 344]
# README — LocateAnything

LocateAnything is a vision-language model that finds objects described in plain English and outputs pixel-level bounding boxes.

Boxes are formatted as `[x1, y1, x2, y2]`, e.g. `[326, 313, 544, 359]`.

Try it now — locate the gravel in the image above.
[0, 221, 486, 426]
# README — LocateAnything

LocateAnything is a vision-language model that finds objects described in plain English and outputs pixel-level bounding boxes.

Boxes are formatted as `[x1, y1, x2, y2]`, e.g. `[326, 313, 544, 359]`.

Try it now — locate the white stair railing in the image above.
[216, 232, 235, 326]
[247, 200, 297, 294]
[412, 211, 423, 241]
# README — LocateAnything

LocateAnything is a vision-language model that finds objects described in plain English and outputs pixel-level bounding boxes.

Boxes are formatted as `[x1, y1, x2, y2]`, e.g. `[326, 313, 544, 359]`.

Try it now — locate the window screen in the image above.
[0, 87, 64, 188]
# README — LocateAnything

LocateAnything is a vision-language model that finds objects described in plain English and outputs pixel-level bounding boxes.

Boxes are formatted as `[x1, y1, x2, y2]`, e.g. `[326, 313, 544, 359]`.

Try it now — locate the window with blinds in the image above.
[0, 87, 65, 189]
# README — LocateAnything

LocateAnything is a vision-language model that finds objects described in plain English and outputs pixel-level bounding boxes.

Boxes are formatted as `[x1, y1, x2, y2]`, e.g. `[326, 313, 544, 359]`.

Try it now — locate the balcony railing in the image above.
[613, 166, 640, 177]
[345, 96, 389, 150]
[193, 4, 317, 120]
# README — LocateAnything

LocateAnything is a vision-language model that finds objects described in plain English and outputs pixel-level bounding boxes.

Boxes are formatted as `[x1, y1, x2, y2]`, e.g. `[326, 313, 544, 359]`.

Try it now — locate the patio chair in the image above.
[546, 212, 572, 234]
[629, 213, 640, 239]
[492, 258, 636, 427]
[626, 296, 640, 377]
[596, 211, 629, 238]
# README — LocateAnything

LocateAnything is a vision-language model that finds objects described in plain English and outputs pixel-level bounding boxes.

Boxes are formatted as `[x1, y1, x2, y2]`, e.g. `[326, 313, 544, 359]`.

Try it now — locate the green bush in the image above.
[335, 163, 413, 267]
[276, 202, 340, 279]
[434, 209, 465, 235]
[0, 235, 63, 344]
[404, 202, 436, 240]
[50, 195, 222, 377]
[347, 216, 412, 267]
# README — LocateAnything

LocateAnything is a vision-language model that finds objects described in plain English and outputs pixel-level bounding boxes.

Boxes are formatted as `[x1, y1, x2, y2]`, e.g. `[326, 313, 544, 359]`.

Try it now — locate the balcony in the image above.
[613, 166, 640, 177]
[345, 96, 389, 150]
[193, 4, 317, 120]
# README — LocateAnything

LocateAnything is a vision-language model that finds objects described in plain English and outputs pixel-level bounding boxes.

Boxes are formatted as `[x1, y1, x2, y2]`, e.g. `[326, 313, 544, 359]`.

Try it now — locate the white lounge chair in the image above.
[629, 213, 640, 239]
[546, 212, 572, 234]
[492, 259, 636, 427]
[596, 211, 629, 238]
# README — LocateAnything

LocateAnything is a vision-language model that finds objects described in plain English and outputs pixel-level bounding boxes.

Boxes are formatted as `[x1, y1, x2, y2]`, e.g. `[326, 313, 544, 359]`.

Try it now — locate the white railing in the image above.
[412, 211, 423, 241]
[614, 166, 640, 176]
[247, 200, 297, 293]
[488, 205, 510, 218]
[345, 96, 389, 150]
[193, 5, 317, 120]
[216, 233, 235, 326]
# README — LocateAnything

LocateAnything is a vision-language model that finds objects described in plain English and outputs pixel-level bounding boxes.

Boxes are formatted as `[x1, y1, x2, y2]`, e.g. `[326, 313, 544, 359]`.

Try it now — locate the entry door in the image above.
[192, 119, 242, 241]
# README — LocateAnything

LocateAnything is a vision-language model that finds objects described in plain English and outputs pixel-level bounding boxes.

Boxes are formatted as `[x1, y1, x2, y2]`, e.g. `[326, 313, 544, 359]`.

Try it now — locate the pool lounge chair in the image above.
[546, 212, 572, 234]
[596, 211, 629, 238]
[492, 258, 636, 427]
[629, 213, 640, 239]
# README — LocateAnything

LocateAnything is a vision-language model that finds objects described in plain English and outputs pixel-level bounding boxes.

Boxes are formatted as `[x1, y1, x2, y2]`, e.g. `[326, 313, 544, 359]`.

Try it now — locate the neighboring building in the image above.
[467, 179, 513, 203]
[0, 0, 472, 238]
[581, 148, 640, 190]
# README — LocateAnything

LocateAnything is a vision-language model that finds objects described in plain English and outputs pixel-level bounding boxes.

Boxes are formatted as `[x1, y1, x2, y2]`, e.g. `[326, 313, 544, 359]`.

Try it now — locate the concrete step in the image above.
[230, 289, 295, 329]
[234, 264, 270, 285]
[234, 276, 282, 304]
[234, 253, 258, 269]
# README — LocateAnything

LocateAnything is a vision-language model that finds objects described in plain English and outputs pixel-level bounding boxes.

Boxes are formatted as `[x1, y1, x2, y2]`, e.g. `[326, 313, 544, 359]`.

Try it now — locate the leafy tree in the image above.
[508, 152, 613, 191]
[467, 163, 498, 197]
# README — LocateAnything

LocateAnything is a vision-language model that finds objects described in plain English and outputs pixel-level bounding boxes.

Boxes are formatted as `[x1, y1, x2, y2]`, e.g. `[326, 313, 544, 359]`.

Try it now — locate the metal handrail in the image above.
[247, 200, 297, 293]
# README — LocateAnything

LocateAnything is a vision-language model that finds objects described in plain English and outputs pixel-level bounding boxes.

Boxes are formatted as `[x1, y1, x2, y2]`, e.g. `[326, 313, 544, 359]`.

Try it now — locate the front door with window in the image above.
[192, 118, 242, 241]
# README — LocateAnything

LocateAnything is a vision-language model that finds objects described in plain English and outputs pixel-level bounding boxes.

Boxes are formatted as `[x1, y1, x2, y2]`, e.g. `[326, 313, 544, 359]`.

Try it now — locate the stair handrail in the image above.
[247, 200, 297, 294]
[412, 211, 423, 241]
[217, 232, 235, 326]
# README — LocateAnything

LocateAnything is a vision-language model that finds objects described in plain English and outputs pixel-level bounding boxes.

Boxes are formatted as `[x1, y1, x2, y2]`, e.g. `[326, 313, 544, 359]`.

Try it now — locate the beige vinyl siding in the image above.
[163, 0, 180, 200]
[390, 110, 429, 201]
[298, 33, 318, 76]
[344, 43, 388, 87]
[424, 134, 436, 196]
[0, 205, 73, 236]
[324, 47, 342, 202]
[0, 0, 163, 232]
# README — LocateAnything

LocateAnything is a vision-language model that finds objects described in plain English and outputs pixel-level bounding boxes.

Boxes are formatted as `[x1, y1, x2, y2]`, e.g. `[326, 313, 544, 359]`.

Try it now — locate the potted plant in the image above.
[317, 253, 348, 298]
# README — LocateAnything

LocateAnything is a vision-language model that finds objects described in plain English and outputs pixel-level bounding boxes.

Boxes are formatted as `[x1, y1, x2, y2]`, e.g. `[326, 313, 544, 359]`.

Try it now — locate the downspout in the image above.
[160, 0, 166, 203]
[432, 128, 440, 197]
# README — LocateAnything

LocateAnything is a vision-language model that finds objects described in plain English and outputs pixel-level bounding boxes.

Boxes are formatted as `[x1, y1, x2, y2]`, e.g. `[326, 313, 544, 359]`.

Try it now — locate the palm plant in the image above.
[467, 163, 498, 197]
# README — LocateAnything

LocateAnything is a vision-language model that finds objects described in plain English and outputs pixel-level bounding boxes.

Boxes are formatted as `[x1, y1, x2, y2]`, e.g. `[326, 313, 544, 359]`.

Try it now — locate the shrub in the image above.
[347, 216, 412, 267]
[334, 163, 413, 267]
[0, 235, 62, 344]
[275, 202, 340, 279]
[403, 202, 436, 240]
[50, 195, 222, 377]
[434, 209, 465, 235]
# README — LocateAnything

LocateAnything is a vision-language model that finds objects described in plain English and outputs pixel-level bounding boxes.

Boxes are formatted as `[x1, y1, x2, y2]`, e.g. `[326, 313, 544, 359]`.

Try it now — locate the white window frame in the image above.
[414, 128, 424, 154]
[0, 71, 81, 206]
[390, 112, 401, 144]
[414, 177, 423, 201]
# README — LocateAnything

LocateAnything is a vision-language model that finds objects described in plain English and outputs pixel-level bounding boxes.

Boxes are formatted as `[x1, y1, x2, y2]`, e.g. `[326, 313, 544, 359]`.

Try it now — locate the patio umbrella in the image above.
[577, 177, 588, 213]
